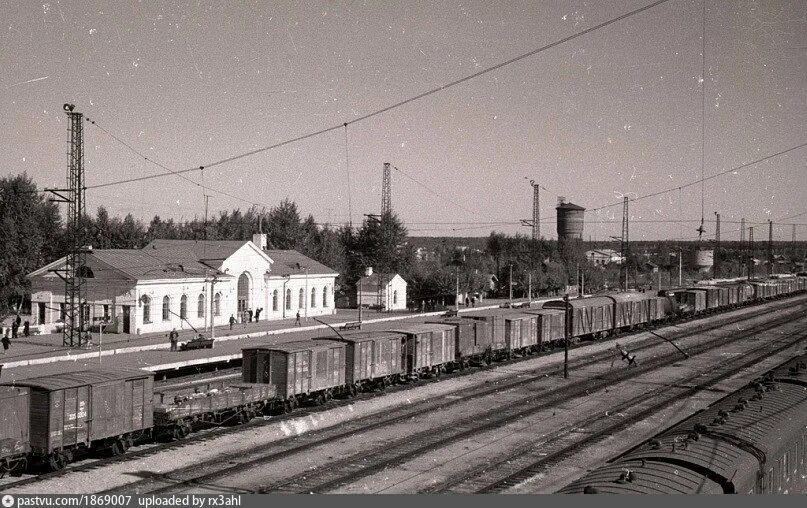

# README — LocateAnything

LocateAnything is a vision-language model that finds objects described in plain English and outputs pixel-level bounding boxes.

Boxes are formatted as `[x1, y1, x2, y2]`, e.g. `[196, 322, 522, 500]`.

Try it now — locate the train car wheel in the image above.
[48, 453, 65, 472]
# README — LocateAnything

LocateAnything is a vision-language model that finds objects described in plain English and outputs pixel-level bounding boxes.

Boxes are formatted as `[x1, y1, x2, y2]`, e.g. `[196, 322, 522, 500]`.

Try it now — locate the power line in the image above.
[83, 0, 673, 193]
[588, 142, 807, 213]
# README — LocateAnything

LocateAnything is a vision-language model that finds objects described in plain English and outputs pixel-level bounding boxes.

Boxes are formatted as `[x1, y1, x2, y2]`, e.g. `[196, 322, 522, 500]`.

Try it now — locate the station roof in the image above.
[264, 250, 337, 276]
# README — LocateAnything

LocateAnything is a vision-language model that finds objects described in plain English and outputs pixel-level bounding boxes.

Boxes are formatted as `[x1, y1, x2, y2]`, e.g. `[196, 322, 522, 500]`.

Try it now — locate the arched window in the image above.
[311, 287, 317, 308]
[298, 288, 304, 309]
[213, 292, 221, 316]
[142, 296, 151, 323]
[162, 296, 171, 321]
[237, 273, 250, 313]
[285, 289, 291, 310]
[393, 290, 398, 305]
[272, 290, 279, 311]
[322, 286, 328, 307]
[197, 293, 205, 318]
[180, 295, 188, 319]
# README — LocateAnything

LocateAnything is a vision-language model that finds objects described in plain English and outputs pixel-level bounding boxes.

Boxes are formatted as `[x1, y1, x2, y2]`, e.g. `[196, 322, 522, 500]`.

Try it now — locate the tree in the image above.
[266, 199, 304, 250]
[354, 211, 413, 276]
[0, 174, 63, 317]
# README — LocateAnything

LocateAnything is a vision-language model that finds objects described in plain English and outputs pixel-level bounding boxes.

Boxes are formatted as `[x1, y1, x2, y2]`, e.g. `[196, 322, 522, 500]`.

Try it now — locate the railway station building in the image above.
[27, 234, 338, 335]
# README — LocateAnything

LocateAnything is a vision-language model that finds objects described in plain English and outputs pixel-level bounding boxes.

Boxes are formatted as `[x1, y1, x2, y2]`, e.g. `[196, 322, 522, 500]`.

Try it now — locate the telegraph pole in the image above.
[748, 227, 754, 280]
[621, 197, 629, 291]
[381, 162, 392, 216]
[714, 212, 720, 276]
[768, 220, 773, 276]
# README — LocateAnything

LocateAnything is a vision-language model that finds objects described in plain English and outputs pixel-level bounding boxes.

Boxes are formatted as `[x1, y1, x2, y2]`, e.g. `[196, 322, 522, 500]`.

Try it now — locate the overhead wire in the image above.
[83, 0, 673, 193]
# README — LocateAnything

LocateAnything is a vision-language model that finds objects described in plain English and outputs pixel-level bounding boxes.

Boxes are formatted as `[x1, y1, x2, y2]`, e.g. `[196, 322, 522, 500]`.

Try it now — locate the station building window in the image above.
[162, 296, 171, 321]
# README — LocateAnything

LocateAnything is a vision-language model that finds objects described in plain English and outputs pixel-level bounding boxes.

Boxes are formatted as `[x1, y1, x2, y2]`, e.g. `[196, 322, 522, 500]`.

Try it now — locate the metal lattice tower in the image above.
[748, 227, 754, 280]
[381, 162, 392, 216]
[740, 217, 746, 243]
[63, 104, 87, 347]
[714, 212, 721, 276]
[621, 197, 629, 290]
[530, 180, 540, 240]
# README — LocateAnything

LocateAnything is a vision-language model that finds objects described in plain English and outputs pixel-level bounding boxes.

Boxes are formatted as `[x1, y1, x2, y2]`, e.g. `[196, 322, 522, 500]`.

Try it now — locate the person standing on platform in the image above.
[11, 319, 18, 339]
[248, 309, 253, 323]
[1, 332, 10, 354]
[169, 328, 179, 352]
[229, 314, 236, 330]
[295, 310, 301, 326]
[255, 308, 262, 322]
[23, 321, 30, 337]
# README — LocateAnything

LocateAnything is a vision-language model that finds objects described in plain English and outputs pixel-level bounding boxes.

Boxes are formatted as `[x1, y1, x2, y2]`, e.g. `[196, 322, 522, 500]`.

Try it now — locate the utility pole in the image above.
[204, 195, 210, 240]
[768, 220, 773, 276]
[528, 272, 532, 302]
[748, 227, 754, 280]
[678, 249, 682, 286]
[455, 267, 460, 311]
[509, 263, 513, 302]
[714, 212, 720, 277]
[621, 196, 629, 291]
[563, 294, 570, 379]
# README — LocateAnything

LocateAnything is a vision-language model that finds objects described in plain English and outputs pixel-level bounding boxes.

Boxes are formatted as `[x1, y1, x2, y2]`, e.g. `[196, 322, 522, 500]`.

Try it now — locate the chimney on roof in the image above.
[365, 267, 373, 277]
[252, 233, 267, 250]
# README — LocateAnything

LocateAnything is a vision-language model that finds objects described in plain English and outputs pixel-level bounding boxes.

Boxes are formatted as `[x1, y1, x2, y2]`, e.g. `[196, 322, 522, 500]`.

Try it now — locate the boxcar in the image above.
[388, 324, 456, 378]
[425, 317, 493, 367]
[314, 330, 405, 390]
[460, 311, 508, 354]
[688, 287, 720, 310]
[0, 386, 30, 475]
[153, 382, 277, 438]
[503, 312, 540, 354]
[523, 309, 566, 348]
[543, 297, 613, 339]
[609, 293, 661, 329]
[6, 368, 154, 469]
[242, 340, 346, 407]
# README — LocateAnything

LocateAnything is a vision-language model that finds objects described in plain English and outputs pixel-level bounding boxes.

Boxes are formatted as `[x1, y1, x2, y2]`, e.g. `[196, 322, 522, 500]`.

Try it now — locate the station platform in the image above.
[0, 298, 544, 382]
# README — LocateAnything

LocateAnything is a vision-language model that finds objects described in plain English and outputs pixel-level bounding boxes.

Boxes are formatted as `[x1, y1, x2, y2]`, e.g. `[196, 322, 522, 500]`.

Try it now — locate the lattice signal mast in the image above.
[61, 104, 87, 347]
[381, 162, 392, 216]
[740, 217, 746, 243]
[530, 180, 540, 240]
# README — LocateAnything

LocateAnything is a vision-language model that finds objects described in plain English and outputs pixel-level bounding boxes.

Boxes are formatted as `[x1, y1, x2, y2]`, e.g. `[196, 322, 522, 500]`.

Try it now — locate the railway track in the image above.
[429, 328, 807, 493]
[95, 298, 807, 495]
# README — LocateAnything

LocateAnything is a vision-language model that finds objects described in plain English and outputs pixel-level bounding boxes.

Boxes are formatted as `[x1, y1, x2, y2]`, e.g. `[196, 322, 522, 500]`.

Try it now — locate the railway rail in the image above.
[92, 298, 807, 495]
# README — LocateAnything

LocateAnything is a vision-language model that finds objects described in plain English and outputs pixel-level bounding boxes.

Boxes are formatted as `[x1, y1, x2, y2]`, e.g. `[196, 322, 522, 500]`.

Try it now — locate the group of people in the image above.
[228, 308, 264, 330]
[2, 316, 32, 354]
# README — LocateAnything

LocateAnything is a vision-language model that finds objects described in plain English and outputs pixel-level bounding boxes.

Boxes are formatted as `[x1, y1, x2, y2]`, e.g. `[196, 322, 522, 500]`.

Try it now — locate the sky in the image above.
[1, 0, 805, 241]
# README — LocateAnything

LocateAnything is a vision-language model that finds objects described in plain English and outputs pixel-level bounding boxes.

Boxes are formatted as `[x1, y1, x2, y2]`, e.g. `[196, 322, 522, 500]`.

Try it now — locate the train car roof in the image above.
[245, 339, 345, 353]
[386, 323, 456, 335]
[559, 458, 724, 494]
[313, 330, 406, 343]
[4, 367, 152, 391]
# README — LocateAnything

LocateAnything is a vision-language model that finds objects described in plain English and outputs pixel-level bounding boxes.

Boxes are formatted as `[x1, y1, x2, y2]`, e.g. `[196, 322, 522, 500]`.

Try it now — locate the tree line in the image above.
[2, 173, 804, 317]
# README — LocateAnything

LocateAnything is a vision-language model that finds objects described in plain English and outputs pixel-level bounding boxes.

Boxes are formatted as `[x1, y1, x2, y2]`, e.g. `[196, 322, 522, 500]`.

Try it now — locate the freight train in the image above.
[559, 352, 807, 494]
[1, 275, 805, 475]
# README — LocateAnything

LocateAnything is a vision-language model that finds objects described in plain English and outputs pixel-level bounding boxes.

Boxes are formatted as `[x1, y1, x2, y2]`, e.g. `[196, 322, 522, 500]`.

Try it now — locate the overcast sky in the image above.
[2, 0, 805, 241]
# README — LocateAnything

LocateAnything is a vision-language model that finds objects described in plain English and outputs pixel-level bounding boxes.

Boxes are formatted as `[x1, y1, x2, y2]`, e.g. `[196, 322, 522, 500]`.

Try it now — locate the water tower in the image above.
[556, 197, 585, 241]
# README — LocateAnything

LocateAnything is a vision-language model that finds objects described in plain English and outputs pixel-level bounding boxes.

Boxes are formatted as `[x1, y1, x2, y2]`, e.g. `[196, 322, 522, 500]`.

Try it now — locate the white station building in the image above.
[28, 234, 338, 335]
[356, 272, 408, 311]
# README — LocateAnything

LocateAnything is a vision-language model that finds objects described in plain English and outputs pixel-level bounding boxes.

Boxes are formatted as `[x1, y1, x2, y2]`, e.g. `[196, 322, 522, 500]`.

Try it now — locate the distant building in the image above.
[356, 273, 408, 311]
[28, 236, 338, 335]
[585, 249, 623, 266]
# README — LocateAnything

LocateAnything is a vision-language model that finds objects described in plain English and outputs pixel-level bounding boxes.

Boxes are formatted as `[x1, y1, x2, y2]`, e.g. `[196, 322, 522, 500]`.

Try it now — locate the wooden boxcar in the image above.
[609, 293, 661, 329]
[543, 297, 612, 339]
[314, 330, 405, 389]
[689, 287, 720, 310]
[5, 368, 153, 469]
[0, 386, 30, 474]
[523, 309, 565, 347]
[425, 317, 493, 367]
[503, 312, 540, 354]
[153, 383, 277, 438]
[388, 324, 456, 378]
[460, 311, 508, 354]
[242, 340, 346, 406]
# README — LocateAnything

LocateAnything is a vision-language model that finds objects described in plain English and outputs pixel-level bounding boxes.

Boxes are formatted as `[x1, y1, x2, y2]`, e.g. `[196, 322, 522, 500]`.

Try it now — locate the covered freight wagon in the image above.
[426, 317, 493, 367]
[5, 368, 154, 469]
[388, 324, 456, 378]
[242, 340, 347, 407]
[502, 312, 540, 354]
[314, 330, 405, 390]
[610, 293, 661, 329]
[0, 386, 30, 475]
[523, 309, 566, 347]
[543, 296, 613, 339]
